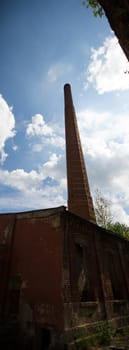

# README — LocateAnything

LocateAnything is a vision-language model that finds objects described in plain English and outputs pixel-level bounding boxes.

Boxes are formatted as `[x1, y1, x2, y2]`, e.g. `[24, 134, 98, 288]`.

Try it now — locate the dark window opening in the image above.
[108, 252, 126, 300]
[75, 244, 83, 279]
[75, 244, 95, 301]
[80, 280, 95, 301]
[40, 328, 51, 349]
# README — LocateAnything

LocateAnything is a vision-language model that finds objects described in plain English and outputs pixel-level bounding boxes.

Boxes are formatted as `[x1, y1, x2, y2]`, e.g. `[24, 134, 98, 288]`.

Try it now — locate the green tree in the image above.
[82, 0, 103, 17]
[94, 189, 129, 240]
[108, 222, 129, 240]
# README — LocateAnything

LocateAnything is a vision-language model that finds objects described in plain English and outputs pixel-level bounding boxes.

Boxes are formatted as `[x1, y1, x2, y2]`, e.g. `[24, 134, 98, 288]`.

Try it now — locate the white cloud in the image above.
[47, 62, 72, 83]
[85, 36, 129, 94]
[0, 95, 16, 163]
[77, 108, 129, 225]
[12, 144, 18, 151]
[1, 104, 129, 226]
[43, 135, 64, 148]
[0, 152, 67, 211]
[26, 114, 65, 150]
[26, 114, 53, 136]
[40, 153, 65, 179]
[1, 96, 129, 226]
[0, 168, 40, 192]
[31, 143, 43, 152]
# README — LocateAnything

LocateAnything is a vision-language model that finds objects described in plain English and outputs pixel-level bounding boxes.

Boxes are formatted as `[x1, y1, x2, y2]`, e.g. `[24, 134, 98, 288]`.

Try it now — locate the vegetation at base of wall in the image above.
[75, 321, 112, 349]
[76, 335, 98, 349]
[96, 321, 112, 346]
[82, 0, 103, 17]
[113, 326, 129, 338]
[75, 324, 129, 349]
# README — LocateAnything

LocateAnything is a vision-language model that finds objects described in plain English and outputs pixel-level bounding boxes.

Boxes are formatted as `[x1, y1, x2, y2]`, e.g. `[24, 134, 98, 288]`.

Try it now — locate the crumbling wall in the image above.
[0, 207, 129, 348]
[0, 208, 65, 348]
[11, 212, 64, 331]
[63, 211, 129, 330]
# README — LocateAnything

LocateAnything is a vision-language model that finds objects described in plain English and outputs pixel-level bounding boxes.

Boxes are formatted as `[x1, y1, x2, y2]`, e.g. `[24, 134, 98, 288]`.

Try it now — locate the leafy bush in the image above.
[97, 321, 112, 345]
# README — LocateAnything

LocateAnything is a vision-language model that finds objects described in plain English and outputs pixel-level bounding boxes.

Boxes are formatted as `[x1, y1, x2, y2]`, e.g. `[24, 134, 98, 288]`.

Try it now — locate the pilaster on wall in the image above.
[64, 84, 96, 223]
[0, 215, 16, 318]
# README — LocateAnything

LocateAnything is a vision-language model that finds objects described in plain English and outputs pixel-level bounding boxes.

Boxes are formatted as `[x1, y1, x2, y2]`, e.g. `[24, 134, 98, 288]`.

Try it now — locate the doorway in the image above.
[40, 328, 51, 349]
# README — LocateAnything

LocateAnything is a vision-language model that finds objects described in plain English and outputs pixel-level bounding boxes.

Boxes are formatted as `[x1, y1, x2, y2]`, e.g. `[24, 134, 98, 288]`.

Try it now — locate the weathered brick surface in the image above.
[64, 84, 96, 223]
[63, 211, 129, 332]
[0, 207, 65, 337]
[0, 207, 129, 348]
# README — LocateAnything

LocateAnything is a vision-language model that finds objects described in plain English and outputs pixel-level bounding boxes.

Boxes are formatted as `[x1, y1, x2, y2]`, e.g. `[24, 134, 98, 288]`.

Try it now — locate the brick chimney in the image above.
[64, 83, 96, 223]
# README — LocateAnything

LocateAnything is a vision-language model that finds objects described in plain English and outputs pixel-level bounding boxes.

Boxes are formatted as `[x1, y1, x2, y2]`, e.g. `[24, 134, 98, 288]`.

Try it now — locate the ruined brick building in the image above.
[0, 84, 129, 349]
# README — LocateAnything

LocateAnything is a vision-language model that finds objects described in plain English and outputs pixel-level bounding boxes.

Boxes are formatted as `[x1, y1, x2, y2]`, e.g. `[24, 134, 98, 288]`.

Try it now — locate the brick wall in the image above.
[0, 208, 65, 335]
[63, 211, 129, 328]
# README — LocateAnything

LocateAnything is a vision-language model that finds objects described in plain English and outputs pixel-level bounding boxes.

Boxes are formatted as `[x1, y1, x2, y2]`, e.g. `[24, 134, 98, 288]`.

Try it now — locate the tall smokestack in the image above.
[64, 83, 96, 223]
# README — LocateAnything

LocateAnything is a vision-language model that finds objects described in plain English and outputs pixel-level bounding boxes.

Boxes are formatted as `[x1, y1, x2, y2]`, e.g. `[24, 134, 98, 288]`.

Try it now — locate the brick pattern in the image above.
[64, 211, 129, 305]
[64, 84, 96, 223]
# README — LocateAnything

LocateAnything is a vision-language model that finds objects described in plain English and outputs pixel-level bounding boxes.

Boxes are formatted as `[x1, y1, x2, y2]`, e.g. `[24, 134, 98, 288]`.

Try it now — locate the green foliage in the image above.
[77, 338, 89, 349]
[94, 189, 129, 240]
[97, 321, 112, 345]
[108, 222, 129, 240]
[75, 321, 112, 349]
[77, 335, 98, 349]
[82, 0, 103, 17]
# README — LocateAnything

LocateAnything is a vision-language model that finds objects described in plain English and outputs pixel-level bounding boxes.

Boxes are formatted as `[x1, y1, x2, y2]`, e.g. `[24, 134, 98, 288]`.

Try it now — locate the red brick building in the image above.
[0, 207, 129, 349]
[0, 85, 129, 349]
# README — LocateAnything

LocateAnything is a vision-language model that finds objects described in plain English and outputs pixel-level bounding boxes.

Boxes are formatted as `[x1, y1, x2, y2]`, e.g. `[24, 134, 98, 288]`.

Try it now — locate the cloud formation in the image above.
[77, 108, 129, 224]
[26, 114, 64, 150]
[0, 95, 16, 163]
[47, 62, 72, 83]
[0, 152, 66, 211]
[26, 114, 53, 136]
[86, 36, 129, 94]
[0, 91, 129, 226]
[0, 153, 65, 191]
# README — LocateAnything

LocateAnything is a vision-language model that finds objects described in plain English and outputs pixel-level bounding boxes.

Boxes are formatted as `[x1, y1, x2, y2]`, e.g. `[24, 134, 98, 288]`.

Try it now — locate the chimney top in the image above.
[64, 83, 71, 89]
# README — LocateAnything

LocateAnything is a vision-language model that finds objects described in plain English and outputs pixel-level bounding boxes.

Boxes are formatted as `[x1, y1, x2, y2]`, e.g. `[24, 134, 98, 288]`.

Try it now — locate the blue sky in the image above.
[1, 0, 129, 223]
